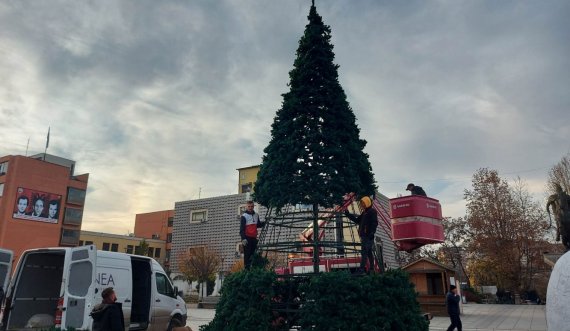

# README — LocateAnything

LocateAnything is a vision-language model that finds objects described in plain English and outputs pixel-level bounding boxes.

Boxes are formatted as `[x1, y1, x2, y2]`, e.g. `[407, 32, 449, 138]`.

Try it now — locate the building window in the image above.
[166, 233, 172, 243]
[426, 273, 444, 295]
[111, 243, 119, 252]
[126, 245, 134, 254]
[79, 240, 84, 246]
[67, 187, 86, 205]
[63, 207, 83, 225]
[190, 210, 207, 224]
[148, 247, 154, 257]
[168, 217, 173, 227]
[165, 249, 171, 262]
[151, 234, 160, 239]
[0, 161, 8, 175]
[85, 241, 93, 245]
[102, 242, 110, 251]
[241, 183, 252, 193]
[155, 248, 161, 258]
[0, 183, 4, 197]
[60, 229, 80, 246]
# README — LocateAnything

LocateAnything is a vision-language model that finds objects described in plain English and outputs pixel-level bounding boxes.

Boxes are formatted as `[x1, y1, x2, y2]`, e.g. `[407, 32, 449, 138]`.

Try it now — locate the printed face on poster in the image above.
[13, 187, 62, 224]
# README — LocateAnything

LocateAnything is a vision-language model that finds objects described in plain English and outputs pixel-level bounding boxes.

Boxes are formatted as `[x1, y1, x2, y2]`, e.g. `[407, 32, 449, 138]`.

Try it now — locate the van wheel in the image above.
[167, 317, 184, 331]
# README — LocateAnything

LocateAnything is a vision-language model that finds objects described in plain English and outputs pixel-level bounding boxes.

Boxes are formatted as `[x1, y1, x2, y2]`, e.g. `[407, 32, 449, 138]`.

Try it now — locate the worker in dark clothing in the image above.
[240, 200, 265, 269]
[345, 196, 378, 274]
[446, 285, 462, 331]
[406, 183, 427, 196]
[90, 287, 125, 331]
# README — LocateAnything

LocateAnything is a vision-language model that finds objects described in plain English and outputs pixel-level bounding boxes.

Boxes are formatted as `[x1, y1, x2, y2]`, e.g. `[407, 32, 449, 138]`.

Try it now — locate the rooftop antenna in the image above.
[43, 126, 50, 161]
[25, 138, 29, 156]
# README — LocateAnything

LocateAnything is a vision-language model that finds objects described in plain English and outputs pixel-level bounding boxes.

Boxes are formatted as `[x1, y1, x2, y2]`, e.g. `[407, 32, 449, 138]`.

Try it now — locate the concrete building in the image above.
[374, 193, 400, 270]
[171, 193, 259, 274]
[134, 209, 174, 270]
[0, 153, 88, 264]
[79, 230, 166, 265]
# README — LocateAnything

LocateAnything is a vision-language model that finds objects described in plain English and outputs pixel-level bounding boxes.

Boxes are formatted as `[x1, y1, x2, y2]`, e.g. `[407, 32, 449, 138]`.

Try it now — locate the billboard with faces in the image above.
[13, 187, 62, 224]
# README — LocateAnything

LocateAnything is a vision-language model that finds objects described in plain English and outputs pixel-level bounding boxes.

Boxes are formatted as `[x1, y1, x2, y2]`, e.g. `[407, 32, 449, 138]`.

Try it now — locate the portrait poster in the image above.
[13, 187, 62, 224]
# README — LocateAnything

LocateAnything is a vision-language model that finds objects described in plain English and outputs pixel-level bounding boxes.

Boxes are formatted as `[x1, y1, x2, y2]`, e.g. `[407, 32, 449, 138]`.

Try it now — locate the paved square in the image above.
[185, 303, 547, 331]
[429, 304, 546, 331]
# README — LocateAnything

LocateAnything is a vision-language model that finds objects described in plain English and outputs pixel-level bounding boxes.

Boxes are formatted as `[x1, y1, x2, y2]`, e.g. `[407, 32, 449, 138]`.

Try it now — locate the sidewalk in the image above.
[186, 306, 215, 331]
[186, 303, 547, 331]
[429, 304, 547, 331]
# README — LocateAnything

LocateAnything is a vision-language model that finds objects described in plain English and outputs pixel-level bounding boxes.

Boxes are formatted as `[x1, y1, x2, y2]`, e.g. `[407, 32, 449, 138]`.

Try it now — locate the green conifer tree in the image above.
[255, 3, 376, 211]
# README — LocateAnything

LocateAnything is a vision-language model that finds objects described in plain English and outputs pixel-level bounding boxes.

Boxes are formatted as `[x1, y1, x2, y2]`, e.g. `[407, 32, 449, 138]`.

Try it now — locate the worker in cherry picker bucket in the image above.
[406, 183, 427, 196]
[344, 196, 378, 274]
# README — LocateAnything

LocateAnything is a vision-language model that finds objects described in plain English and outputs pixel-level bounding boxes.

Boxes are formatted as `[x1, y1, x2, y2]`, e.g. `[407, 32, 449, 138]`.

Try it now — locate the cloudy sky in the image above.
[1, 1, 569, 234]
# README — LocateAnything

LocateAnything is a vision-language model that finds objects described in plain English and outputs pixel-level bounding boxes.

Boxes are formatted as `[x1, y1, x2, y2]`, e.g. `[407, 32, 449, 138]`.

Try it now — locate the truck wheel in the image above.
[167, 317, 184, 331]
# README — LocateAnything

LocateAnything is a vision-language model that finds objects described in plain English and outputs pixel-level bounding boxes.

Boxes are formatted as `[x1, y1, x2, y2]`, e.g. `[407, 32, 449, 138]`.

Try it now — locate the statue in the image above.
[546, 183, 570, 250]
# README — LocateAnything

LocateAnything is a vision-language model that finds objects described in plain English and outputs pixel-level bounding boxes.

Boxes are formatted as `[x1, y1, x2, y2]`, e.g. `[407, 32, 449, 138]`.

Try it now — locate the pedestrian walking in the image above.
[446, 285, 462, 331]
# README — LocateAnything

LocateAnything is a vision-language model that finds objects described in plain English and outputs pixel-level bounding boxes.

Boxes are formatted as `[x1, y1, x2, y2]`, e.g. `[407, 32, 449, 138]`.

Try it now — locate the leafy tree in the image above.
[436, 217, 472, 287]
[178, 246, 221, 298]
[254, 3, 376, 212]
[134, 239, 149, 256]
[464, 168, 549, 292]
[547, 152, 570, 194]
[229, 260, 244, 274]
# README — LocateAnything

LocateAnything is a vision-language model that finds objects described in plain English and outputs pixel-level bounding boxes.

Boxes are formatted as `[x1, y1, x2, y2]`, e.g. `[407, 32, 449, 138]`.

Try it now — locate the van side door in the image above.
[152, 272, 176, 329]
[61, 245, 97, 330]
[0, 248, 13, 302]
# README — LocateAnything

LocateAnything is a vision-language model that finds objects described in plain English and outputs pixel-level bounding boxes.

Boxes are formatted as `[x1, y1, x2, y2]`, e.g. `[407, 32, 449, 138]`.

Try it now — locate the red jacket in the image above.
[240, 211, 265, 239]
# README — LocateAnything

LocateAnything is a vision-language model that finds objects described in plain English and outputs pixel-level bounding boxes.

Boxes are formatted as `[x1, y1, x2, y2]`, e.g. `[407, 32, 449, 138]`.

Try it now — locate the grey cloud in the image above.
[1, 1, 568, 231]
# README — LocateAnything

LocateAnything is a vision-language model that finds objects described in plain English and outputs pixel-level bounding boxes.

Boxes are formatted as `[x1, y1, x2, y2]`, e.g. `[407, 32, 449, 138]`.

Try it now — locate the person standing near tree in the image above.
[446, 285, 462, 331]
[240, 200, 265, 269]
[344, 196, 378, 274]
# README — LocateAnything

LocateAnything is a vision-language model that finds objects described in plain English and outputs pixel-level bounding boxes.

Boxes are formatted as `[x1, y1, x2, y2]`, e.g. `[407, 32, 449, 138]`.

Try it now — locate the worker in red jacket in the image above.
[345, 196, 378, 274]
[240, 200, 265, 269]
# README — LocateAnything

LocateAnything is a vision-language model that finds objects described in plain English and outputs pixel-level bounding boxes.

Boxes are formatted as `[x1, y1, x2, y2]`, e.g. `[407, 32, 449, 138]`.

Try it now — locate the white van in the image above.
[0, 248, 12, 301]
[0, 245, 187, 331]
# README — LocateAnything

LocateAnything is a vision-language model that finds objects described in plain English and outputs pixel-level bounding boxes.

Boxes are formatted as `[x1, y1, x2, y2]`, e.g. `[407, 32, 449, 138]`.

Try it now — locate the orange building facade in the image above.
[134, 209, 174, 270]
[0, 154, 89, 264]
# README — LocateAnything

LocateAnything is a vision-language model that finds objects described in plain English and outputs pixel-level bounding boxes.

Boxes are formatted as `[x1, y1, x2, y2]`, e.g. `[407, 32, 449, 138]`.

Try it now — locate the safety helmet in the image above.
[360, 196, 372, 209]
